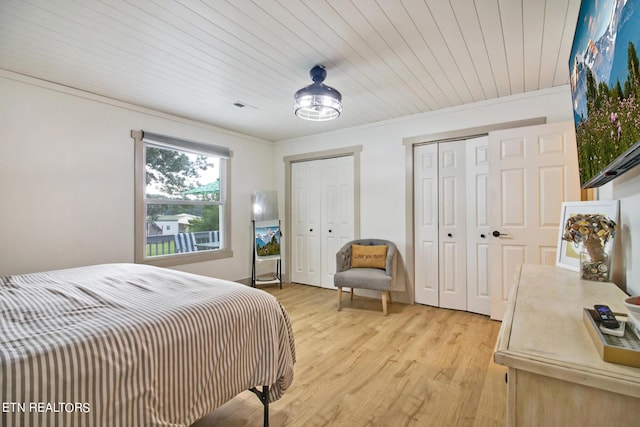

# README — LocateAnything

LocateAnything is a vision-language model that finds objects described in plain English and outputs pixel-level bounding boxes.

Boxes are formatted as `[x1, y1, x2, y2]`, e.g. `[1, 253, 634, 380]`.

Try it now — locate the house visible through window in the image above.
[132, 130, 232, 266]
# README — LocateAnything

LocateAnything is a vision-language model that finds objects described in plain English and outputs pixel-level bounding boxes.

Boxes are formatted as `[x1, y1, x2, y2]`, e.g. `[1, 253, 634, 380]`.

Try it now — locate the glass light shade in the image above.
[294, 91, 342, 121]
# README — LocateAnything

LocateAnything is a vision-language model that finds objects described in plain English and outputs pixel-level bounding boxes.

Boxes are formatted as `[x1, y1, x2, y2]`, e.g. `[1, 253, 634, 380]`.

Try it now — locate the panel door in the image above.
[414, 143, 439, 306]
[291, 160, 322, 286]
[291, 161, 305, 284]
[465, 136, 491, 315]
[488, 121, 580, 320]
[321, 156, 355, 288]
[438, 140, 467, 311]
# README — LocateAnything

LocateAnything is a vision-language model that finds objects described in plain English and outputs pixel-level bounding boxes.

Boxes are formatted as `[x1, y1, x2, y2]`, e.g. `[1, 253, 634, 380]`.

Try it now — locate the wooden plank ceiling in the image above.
[0, 0, 581, 141]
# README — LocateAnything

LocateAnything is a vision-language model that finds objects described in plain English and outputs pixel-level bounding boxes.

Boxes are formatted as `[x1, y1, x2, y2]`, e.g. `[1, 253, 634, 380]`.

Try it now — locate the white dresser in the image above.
[494, 264, 640, 426]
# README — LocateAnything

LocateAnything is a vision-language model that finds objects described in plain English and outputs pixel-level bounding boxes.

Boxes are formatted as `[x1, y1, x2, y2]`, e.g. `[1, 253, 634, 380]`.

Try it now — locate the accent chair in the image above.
[334, 239, 397, 315]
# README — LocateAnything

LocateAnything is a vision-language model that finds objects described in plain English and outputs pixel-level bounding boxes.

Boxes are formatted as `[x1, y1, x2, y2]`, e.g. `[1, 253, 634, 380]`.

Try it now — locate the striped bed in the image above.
[0, 263, 296, 426]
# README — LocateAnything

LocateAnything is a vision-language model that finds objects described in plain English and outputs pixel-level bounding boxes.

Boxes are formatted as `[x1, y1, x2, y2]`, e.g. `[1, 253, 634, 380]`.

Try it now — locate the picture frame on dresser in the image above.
[556, 200, 619, 272]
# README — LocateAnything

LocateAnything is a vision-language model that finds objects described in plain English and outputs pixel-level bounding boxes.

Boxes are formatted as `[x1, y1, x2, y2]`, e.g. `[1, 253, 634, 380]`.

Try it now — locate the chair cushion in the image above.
[334, 268, 391, 291]
[351, 244, 387, 269]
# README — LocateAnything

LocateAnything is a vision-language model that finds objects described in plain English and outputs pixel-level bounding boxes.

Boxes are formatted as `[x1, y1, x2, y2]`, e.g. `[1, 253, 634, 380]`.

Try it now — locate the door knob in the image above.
[309, 228, 313, 232]
[328, 229, 333, 233]
[447, 233, 452, 237]
[480, 234, 486, 239]
[492, 230, 508, 237]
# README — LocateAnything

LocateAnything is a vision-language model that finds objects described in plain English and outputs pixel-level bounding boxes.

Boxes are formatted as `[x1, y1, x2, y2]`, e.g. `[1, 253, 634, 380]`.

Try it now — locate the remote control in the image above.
[594, 304, 620, 329]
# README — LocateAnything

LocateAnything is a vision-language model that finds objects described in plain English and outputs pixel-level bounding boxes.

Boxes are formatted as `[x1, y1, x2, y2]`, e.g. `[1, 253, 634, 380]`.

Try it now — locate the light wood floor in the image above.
[192, 283, 506, 427]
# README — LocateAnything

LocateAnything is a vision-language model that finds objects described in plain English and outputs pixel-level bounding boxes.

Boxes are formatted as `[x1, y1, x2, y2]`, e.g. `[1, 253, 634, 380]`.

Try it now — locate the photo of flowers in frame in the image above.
[556, 200, 619, 271]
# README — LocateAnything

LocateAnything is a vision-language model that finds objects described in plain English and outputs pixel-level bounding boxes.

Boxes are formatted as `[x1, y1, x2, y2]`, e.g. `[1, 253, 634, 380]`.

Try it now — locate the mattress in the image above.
[0, 263, 295, 426]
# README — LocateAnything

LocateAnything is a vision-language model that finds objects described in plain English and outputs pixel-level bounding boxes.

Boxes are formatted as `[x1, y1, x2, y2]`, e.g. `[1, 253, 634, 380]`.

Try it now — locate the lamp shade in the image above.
[294, 65, 342, 121]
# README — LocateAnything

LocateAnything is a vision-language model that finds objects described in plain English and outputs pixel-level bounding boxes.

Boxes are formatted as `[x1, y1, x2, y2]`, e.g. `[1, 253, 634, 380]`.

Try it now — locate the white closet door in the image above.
[465, 136, 490, 315]
[321, 156, 355, 288]
[291, 162, 305, 284]
[438, 140, 467, 311]
[291, 160, 321, 286]
[414, 143, 439, 306]
[291, 156, 355, 288]
[415, 139, 487, 313]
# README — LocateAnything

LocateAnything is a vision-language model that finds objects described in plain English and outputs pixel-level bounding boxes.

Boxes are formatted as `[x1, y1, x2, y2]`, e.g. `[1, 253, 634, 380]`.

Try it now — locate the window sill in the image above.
[137, 249, 233, 268]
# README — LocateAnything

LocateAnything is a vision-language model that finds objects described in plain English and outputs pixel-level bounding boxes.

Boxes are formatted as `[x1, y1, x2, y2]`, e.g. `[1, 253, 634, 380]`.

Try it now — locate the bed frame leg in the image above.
[249, 385, 270, 427]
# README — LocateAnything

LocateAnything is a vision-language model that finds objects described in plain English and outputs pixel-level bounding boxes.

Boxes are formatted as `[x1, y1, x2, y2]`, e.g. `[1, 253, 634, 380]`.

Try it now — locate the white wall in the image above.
[599, 166, 640, 296]
[6, 71, 636, 297]
[0, 72, 275, 280]
[274, 86, 576, 302]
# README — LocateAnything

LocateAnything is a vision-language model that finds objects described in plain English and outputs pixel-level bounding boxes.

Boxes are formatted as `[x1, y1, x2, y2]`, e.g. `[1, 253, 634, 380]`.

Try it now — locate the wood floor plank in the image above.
[192, 283, 506, 427]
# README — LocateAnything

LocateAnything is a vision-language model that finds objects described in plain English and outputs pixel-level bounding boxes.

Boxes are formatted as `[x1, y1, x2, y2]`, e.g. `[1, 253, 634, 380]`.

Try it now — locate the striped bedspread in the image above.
[0, 263, 296, 426]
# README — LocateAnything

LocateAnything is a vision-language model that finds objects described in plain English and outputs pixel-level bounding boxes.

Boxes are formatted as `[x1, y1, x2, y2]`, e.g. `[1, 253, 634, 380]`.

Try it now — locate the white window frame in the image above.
[132, 130, 233, 267]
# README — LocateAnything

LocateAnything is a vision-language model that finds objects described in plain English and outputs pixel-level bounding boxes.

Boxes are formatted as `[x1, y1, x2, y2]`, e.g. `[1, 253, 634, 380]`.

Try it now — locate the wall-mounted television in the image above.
[569, 0, 640, 188]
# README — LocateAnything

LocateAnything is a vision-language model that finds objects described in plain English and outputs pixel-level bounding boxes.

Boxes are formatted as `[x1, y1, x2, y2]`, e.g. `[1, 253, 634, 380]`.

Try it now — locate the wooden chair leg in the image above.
[381, 291, 388, 316]
[337, 287, 343, 311]
[350, 288, 354, 301]
[388, 291, 393, 304]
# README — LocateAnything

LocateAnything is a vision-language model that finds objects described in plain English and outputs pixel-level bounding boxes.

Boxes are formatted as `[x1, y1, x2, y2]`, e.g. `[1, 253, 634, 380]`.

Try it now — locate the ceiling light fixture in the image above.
[293, 64, 342, 121]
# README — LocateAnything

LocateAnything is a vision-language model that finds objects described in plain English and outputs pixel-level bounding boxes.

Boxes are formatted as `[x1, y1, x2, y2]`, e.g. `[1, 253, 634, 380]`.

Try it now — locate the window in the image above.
[132, 130, 232, 266]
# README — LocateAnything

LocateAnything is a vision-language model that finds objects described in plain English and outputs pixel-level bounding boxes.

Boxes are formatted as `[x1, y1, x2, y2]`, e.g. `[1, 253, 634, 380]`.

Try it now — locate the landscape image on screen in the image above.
[569, 0, 640, 187]
[255, 224, 281, 258]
